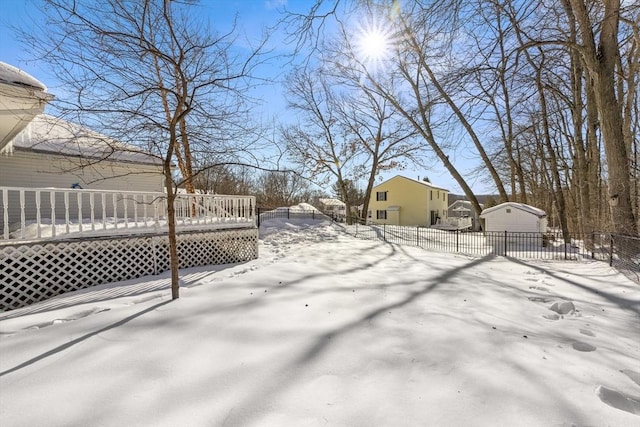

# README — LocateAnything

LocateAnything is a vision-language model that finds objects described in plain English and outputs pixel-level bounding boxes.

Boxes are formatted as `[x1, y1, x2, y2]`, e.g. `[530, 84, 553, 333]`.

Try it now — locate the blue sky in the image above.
[0, 0, 290, 99]
[0, 0, 490, 195]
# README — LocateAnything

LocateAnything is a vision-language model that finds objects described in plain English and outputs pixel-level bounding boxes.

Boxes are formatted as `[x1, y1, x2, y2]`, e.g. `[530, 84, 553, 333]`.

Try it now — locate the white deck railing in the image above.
[1, 186, 255, 241]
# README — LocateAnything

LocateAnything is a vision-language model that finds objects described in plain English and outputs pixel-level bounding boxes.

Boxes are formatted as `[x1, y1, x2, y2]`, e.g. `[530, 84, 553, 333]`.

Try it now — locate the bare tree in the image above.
[322, 45, 423, 220]
[22, 0, 268, 299]
[254, 171, 311, 208]
[282, 66, 363, 223]
[193, 164, 255, 195]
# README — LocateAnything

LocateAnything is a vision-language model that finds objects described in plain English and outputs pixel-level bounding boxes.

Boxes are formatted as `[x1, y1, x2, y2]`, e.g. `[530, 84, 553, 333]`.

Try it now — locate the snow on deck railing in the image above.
[1, 186, 255, 241]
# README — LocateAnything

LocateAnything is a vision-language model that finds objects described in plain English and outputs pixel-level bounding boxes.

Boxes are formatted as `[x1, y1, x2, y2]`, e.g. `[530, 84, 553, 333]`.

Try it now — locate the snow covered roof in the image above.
[480, 202, 546, 218]
[8, 114, 161, 166]
[291, 202, 321, 212]
[274, 203, 321, 213]
[0, 62, 48, 91]
[0, 63, 55, 154]
[319, 198, 345, 207]
[449, 200, 483, 209]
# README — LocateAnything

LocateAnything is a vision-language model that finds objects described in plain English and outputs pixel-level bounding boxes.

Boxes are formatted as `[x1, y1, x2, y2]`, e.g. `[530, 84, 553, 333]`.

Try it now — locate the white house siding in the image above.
[0, 150, 164, 230]
[0, 150, 163, 191]
[480, 203, 547, 233]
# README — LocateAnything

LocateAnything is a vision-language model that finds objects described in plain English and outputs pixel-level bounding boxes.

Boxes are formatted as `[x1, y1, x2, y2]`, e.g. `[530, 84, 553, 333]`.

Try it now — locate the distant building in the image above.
[319, 198, 346, 221]
[448, 200, 483, 231]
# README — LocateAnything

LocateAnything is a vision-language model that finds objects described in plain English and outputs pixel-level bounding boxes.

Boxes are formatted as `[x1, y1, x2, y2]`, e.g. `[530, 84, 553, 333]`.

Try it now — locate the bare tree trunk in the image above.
[621, 28, 639, 229]
[560, 0, 592, 237]
[361, 152, 379, 223]
[366, 60, 484, 219]
[568, 0, 636, 234]
[535, 62, 571, 241]
[164, 159, 180, 300]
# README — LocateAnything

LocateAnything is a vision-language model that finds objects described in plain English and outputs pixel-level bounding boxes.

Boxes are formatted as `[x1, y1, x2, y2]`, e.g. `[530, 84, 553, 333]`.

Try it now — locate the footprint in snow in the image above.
[571, 341, 596, 352]
[579, 328, 596, 337]
[596, 385, 640, 415]
[528, 296, 554, 303]
[25, 307, 111, 331]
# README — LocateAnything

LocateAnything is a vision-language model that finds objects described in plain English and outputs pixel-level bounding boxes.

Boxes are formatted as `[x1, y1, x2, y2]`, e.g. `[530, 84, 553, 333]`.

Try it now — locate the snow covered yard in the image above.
[0, 219, 639, 427]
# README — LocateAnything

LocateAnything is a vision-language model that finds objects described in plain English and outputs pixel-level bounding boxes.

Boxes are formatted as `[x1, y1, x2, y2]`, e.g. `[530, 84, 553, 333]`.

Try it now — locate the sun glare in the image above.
[353, 18, 396, 71]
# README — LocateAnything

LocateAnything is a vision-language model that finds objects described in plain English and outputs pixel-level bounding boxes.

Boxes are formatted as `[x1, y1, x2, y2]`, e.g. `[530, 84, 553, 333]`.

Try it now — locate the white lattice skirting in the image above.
[0, 228, 258, 311]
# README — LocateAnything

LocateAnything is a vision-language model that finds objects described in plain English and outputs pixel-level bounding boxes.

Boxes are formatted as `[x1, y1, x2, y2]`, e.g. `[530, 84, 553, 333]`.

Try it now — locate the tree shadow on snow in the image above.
[0, 299, 172, 377]
[219, 253, 495, 426]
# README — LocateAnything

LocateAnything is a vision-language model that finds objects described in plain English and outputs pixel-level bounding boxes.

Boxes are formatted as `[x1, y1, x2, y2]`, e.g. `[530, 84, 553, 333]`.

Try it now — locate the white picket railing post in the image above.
[77, 191, 83, 233]
[19, 190, 25, 239]
[50, 191, 56, 237]
[64, 191, 70, 234]
[90, 192, 95, 231]
[2, 188, 8, 239]
[102, 192, 107, 231]
[154, 196, 160, 230]
[35, 190, 42, 238]
[112, 193, 117, 230]
[123, 193, 129, 229]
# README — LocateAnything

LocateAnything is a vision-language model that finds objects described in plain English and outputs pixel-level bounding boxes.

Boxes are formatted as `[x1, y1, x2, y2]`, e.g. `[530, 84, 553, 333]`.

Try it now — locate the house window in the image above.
[376, 191, 387, 201]
[506, 208, 511, 213]
[430, 191, 432, 200]
[376, 210, 387, 220]
[367, 210, 372, 218]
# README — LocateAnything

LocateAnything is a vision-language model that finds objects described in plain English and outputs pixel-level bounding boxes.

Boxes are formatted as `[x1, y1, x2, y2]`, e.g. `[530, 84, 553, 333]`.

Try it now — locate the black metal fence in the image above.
[334, 222, 639, 282]
[606, 233, 640, 283]
[256, 208, 332, 227]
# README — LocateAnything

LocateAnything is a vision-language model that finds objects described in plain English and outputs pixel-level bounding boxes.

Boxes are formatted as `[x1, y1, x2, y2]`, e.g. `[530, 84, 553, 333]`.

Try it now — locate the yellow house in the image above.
[367, 175, 449, 226]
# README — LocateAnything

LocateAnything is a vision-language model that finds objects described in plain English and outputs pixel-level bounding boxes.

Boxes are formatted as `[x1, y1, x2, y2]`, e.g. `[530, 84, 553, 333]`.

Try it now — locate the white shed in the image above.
[480, 202, 547, 233]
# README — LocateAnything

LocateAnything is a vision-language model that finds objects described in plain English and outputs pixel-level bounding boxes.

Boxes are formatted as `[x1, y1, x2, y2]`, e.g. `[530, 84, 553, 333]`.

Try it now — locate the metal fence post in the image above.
[609, 234, 614, 266]
[384, 223, 386, 242]
[456, 229, 459, 253]
[591, 232, 595, 259]
[504, 230, 508, 256]
[417, 226, 419, 247]
[257, 208, 260, 227]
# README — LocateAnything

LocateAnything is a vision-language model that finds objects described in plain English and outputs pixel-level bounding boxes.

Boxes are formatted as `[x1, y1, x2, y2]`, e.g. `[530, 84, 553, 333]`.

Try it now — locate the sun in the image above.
[353, 18, 396, 71]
